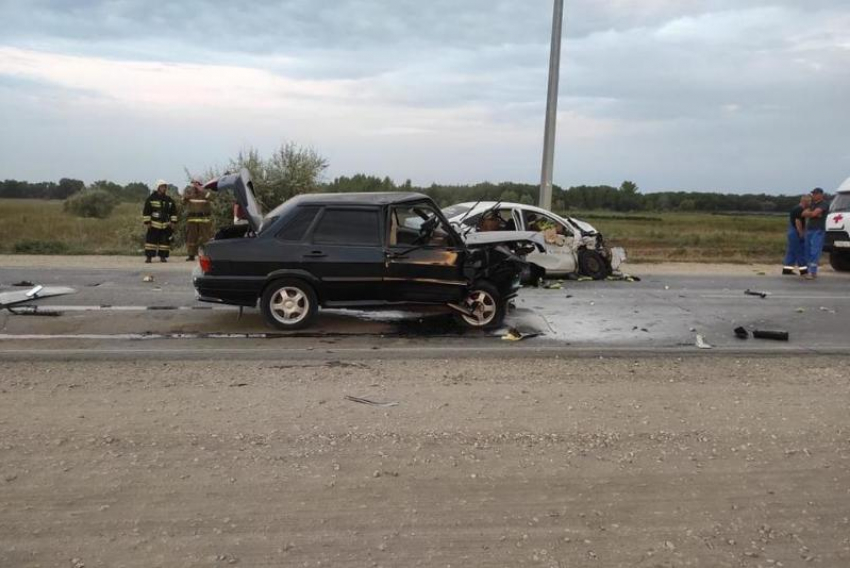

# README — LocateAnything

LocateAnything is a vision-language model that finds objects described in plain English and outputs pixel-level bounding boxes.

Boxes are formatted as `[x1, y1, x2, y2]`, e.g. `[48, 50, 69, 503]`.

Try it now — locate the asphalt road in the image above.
[0, 262, 847, 357]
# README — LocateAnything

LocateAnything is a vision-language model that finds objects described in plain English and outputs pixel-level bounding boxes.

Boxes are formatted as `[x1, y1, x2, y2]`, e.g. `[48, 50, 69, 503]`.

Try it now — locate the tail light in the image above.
[199, 254, 212, 274]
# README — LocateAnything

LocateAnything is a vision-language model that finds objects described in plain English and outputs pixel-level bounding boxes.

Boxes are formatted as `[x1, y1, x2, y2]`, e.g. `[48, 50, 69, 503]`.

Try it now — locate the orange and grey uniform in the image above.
[183, 187, 214, 256]
[142, 192, 178, 259]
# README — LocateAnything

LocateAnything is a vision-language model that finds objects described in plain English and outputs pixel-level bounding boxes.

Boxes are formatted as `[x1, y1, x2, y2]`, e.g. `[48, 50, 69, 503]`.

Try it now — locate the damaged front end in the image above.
[463, 232, 547, 296]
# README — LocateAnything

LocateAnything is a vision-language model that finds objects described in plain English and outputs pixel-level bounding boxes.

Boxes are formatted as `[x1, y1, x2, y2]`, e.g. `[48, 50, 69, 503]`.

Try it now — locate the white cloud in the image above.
[0, 1, 849, 192]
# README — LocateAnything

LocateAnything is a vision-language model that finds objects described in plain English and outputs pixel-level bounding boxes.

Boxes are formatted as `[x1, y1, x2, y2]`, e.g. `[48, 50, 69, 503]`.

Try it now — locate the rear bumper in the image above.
[824, 230, 850, 253]
[193, 271, 264, 307]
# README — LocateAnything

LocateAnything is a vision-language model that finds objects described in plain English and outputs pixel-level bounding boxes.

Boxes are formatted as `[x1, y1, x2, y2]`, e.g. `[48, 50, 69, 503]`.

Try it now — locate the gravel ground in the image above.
[1, 356, 849, 567]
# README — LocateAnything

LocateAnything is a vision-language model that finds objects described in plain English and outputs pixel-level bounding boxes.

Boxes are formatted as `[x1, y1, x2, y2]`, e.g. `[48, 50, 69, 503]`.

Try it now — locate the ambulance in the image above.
[825, 177, 850, 272]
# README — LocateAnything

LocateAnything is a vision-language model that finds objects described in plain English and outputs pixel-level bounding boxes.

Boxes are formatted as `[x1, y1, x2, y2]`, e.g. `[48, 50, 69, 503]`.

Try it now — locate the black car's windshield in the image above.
[831, 193, 850, 213]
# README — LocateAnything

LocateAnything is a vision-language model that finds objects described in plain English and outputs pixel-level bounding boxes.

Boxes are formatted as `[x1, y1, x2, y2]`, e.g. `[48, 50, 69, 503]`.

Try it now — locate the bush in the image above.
[13, 239, 70, 254]
[63, 189, 118, 219]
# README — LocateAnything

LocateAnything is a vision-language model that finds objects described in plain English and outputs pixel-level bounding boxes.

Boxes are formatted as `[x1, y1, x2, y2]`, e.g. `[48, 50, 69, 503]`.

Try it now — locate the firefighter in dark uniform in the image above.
[182, 179, 214, 261]
[142, 180, 178, 263]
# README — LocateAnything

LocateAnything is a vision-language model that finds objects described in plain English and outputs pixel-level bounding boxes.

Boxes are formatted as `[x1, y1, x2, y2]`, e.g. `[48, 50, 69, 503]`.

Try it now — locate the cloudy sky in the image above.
[0, 0, 848, 193]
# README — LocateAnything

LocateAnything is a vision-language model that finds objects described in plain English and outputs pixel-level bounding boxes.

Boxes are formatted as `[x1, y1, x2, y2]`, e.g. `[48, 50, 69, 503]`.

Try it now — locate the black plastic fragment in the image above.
[744, 289, 768, 299]
[753, 329, 789, 341]
[734, 326, 749, 339]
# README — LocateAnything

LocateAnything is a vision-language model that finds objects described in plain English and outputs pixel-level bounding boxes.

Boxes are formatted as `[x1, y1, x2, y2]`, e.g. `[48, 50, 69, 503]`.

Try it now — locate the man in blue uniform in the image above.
[801, 188, 830, 279]
[782, 195, 810, 275]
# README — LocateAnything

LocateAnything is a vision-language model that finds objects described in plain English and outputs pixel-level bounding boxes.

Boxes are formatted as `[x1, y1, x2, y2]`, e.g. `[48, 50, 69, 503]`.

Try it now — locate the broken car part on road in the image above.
[752, 329, 790, 341]
[0, 285, 76, 313]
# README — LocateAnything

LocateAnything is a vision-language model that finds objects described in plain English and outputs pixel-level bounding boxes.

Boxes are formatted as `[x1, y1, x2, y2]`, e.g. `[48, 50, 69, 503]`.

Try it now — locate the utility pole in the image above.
[539, 0, 564, 211]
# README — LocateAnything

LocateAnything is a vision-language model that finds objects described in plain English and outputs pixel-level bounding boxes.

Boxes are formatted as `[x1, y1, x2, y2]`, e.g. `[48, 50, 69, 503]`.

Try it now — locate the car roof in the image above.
[451, 201, 561, 218]
[290, 192, 430, 206]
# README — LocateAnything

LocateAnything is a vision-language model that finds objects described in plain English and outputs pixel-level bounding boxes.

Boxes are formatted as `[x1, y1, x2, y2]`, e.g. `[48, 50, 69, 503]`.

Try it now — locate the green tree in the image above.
[56, 178, 84, 200]
[203, 143, 329, 228]
[123, 182, 151, 202]
[63, 189, 118, 219]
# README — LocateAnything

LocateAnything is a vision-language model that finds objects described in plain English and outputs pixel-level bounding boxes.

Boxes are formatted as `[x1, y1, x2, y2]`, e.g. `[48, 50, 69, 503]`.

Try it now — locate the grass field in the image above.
[0, 199, 146, 255]
[569, 211, 787, 263]
[0, 198, 787, 263]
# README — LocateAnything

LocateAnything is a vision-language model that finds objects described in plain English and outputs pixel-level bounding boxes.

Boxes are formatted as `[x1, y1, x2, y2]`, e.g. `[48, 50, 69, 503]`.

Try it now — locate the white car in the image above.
[825, 177, 850, 272]
[443, 202, 626, 280]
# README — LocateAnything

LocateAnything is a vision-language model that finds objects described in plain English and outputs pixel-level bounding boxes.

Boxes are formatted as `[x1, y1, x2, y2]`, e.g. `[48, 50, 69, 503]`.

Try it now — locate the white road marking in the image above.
[10, 305, 234, 312]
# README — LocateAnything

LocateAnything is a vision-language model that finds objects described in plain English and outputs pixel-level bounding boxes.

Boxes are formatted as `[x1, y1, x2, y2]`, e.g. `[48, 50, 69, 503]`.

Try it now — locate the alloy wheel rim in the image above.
[270, 287, 309, 325]
[461, 290, 497, 327]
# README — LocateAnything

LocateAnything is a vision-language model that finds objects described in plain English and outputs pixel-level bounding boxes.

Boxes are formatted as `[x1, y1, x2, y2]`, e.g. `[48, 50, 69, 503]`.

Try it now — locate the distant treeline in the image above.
[325, 175, 801, 213]
[0, 179, 150, 202]
[3, 174, 801, 213]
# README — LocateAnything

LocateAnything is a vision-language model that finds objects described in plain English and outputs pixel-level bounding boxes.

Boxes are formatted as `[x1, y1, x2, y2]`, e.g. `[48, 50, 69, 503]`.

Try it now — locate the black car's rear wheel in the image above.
[261, 279, 318, 330]
[578, 249, 610, 280]
[455, 281, 506, 329]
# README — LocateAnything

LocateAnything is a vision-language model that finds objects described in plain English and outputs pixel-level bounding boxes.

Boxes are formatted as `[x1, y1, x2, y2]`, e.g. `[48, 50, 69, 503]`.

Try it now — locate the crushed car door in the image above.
[302, 207, 386, 304]
[519, 209, 578, 274]
[385, 202, 467, 303]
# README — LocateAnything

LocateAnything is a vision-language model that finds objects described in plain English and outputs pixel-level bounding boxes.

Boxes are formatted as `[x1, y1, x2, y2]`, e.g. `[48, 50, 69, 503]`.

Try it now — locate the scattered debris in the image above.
[344, 395, 399, 408]
[502, 327, 543, 342]
[142, 275, 155, 283]
[607, 273, 641, 282]
[796, 307, 806, 313]
[543, 281, 563, 290]
[753, 329, 789, 341]
[326, 361, 369, 369]
[734, 326, 750, 340]
[819, 306, 837, 315]
[744, 289, 769, 299]
[12, 281, 35, 287]
[695, 335, 713, 350]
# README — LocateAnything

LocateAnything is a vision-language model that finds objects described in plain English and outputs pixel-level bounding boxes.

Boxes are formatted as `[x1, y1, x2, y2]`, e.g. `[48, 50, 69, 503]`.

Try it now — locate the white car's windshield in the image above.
[442, 204, 472, 219]
[831, 193, 850, 213]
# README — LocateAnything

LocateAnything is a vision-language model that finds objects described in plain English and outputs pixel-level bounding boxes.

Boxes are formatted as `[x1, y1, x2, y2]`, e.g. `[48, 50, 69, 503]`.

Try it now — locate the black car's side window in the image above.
[277, 206, 320, 242]
[389, 204, 455, 247]
[312, 209, 381, 246]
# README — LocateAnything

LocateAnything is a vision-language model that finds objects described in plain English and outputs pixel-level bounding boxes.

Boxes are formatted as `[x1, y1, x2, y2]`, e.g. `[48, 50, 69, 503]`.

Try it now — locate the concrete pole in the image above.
[539, 0, 564, 211]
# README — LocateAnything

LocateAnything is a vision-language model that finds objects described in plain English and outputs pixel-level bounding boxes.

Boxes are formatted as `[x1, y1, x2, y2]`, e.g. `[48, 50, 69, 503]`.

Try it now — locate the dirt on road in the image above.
[1, 356, 849, 567]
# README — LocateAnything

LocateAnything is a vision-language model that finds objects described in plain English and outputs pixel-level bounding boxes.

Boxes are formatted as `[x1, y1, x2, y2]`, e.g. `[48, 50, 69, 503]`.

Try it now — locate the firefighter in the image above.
[142, 180, 178, 263]
[182, 179, 214, 261]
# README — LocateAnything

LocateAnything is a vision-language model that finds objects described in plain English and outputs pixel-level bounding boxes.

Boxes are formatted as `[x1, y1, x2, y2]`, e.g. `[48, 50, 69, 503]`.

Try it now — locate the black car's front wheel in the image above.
[455, 281, 506, 330]
[261, 279, 318, 330]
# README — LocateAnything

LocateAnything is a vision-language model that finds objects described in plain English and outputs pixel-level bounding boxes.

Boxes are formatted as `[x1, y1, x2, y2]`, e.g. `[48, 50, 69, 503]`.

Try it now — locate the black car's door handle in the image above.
[303, 251, 326, 258]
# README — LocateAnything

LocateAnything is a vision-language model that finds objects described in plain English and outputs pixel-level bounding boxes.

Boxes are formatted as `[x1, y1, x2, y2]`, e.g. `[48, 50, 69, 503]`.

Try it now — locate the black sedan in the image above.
[193, 170, 544, 330]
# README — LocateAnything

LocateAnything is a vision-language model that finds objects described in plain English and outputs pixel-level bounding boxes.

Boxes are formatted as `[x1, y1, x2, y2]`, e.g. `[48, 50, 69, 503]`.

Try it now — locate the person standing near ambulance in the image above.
[142, 180, 178, 263]
[183, 179, 214, 261]
[782, 194, 810, 275]
[801, 187, 830, 279]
